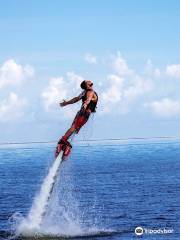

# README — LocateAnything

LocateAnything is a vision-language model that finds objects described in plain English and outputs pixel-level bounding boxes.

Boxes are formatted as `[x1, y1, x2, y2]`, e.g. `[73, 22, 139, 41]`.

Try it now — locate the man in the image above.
[55, 80, 98, 158]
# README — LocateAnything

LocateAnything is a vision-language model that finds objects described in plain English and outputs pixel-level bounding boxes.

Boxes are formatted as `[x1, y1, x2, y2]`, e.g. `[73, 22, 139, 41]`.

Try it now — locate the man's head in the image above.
[80, 80, 93, 90]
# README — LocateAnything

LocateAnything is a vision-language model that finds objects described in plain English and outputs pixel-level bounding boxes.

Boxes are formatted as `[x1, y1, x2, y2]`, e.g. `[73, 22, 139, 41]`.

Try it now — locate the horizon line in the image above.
[0, 136, 180, 145]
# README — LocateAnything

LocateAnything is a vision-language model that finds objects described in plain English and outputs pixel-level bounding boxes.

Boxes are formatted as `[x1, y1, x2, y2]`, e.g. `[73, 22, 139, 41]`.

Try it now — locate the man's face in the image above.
[85, 80, 93, 89]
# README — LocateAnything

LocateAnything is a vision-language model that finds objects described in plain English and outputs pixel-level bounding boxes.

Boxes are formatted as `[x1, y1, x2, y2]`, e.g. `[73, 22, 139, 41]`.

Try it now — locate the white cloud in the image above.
[145, 59, 161, 78]
[41, 72, 84, 118]
[166, 64, 180, 79]
[41, 77, 67, 111]
[101, 75, 123, 102]
[112, 52, 133, 76]
[0, 59, 34, 89]
[24, 65, 34, 77]
[101, 75, 124, 113]
[124, 75, 153, 102]
[67, 71, 84, 88]
[145, 98, 180, 118]
[100, 54, 153, 114]
[0, 92, 27, 121]
[85, 53, 97, 64]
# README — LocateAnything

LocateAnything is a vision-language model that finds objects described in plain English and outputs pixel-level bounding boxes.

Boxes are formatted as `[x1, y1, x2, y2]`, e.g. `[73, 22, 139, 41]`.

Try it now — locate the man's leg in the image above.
[61, 110, 90, 141]
[55, 115, 77, 158]
[62, 126, 76, 141]
[55, 110, 90, 157]
[59, 111, 80, 143]
[55, 126, 76, 158]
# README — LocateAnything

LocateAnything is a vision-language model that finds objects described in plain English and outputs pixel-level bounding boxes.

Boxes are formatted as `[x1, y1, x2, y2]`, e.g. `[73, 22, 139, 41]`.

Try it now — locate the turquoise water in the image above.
[0, 141, 180, 239]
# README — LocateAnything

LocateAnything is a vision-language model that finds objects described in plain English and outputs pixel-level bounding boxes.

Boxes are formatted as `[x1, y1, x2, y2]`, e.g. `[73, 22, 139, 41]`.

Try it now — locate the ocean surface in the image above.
[0, 140, 180, 239]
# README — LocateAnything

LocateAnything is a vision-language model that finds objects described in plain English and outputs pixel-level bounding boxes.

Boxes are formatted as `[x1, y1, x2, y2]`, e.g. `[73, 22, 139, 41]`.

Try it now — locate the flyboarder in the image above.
[55, 80, 98, 159]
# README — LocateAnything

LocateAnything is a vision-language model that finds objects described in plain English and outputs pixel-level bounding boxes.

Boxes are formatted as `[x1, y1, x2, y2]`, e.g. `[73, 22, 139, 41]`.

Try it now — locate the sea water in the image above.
[0, 140, 180, 239]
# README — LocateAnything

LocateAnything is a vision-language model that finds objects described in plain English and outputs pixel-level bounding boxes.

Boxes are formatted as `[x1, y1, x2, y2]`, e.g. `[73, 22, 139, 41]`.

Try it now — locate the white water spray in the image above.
[17, 152, 63, 234]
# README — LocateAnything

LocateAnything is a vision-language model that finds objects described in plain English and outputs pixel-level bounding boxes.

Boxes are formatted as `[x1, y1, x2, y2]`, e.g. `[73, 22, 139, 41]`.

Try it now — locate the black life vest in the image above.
[81, 90, 98, 112]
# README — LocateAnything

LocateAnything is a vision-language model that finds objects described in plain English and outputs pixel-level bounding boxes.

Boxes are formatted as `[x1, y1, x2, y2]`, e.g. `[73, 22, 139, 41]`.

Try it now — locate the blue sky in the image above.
[1, 0, 180, 142]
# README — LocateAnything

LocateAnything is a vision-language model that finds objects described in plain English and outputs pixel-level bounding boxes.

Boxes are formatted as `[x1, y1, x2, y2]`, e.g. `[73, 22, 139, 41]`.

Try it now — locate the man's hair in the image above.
[80, 80, 87, 90]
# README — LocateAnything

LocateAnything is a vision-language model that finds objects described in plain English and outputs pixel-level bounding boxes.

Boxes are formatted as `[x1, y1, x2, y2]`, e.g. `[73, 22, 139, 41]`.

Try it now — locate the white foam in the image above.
[17, 152, 63, 234]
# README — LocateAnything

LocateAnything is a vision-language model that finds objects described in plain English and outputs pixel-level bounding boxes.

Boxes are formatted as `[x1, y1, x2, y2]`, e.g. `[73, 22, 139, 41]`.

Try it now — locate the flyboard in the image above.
[17, 142, 72, 234]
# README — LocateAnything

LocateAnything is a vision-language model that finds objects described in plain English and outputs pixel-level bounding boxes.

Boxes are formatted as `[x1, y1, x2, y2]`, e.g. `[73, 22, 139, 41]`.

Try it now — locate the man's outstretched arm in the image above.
[60, 95, 81, 107]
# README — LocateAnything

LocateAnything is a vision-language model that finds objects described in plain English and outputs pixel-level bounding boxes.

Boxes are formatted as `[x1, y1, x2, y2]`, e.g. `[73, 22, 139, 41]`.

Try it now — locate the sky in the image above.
[1, 0, 180, 142]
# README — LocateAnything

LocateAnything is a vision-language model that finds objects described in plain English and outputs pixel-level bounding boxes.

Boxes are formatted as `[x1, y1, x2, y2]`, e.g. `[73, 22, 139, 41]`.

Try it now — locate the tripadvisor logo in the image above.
[135, 226, 144, 236]
[135, 226, 174, 236]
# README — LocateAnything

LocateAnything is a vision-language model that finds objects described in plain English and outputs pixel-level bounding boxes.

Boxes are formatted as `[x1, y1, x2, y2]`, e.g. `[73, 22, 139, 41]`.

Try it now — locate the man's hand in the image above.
[60, 100, 68, 107]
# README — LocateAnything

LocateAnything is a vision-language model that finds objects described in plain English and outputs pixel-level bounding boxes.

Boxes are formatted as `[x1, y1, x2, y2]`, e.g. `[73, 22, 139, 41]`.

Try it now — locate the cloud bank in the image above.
[0, 59, 34, 122]
[0, 92, 27, 121]
[1, 52, 180, 124]
[145, 98, 180, 118]
[0, 59, 34, 89]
